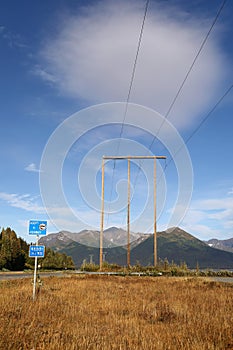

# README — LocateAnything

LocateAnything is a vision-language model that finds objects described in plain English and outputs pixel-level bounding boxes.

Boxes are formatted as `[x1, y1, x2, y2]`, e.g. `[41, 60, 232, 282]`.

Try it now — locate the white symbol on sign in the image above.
[39, 223, 46, 231]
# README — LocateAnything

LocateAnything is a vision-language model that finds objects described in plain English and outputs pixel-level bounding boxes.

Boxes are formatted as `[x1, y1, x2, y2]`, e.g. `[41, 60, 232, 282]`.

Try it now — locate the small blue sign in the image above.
[29, 245, 45, 258]
[29, 220, 47, 235]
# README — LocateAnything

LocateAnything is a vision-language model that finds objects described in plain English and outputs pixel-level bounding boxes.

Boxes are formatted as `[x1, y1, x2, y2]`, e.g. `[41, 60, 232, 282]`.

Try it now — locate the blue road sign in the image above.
[29, 245, 45, 258]
[29, 220, 47, 235]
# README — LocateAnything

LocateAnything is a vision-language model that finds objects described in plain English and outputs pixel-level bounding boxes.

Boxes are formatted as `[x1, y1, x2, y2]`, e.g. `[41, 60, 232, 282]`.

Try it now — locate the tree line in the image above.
[0, 227, 75, 271]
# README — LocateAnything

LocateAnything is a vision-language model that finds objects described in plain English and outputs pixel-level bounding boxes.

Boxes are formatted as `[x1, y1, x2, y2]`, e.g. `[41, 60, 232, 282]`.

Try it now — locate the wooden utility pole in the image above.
[153, 158, 157, 266]
[100, 155, 166, 270]
[127, 159, 131, 267]
[99, 158, 105, 270]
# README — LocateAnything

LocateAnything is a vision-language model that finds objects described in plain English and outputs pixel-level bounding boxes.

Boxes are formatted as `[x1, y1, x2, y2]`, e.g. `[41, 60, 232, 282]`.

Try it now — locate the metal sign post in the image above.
[28, 220, 47, 300]
[30, 241, 45, 300]
[32, 236, 39, 301]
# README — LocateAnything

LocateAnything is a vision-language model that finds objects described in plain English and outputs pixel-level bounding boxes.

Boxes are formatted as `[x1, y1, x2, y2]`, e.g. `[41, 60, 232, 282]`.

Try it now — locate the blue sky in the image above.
[0, 0, 233, 242]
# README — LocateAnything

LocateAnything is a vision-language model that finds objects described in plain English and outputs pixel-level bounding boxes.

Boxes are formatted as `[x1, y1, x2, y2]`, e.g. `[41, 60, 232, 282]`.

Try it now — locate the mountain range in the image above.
[205, 238, 233, 253]
[39, 227, 233, 269]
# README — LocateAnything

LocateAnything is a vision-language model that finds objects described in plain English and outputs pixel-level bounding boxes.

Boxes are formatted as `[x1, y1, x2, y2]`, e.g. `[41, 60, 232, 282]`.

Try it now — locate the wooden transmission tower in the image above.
[99, 155, 166, 270]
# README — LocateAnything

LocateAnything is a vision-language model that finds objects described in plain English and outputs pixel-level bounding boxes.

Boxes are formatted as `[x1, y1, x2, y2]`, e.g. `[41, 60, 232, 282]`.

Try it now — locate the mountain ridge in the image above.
[39, 227, 233, 269]
[205, 237, 233, 253]
[39, 227, 147, 249]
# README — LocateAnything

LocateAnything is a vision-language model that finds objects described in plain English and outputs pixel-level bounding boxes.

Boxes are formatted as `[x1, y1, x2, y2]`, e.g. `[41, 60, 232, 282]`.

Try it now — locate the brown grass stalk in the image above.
[0, 276, 232, 349]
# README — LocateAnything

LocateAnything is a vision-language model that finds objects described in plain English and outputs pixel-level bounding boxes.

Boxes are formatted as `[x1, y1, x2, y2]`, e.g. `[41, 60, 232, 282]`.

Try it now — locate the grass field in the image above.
[0, 275, 232, 349]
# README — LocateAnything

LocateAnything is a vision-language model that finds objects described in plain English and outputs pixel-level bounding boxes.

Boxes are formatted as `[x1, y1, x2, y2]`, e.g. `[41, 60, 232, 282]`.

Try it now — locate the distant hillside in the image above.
[131, 227, 233, 269]
[39, 227, 233, 269]
[39, 227, 144, 266]
[205, 238, 233, 254]
[58, 241, 127, 267]
[39, 227, 144, 249]
[39, 231, 74, 249]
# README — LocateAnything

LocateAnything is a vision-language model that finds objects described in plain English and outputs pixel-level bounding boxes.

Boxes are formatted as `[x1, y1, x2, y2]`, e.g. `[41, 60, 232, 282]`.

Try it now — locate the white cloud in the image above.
[181, 223, 220, 240]
[181, 196, 233, 239]
[0, 25, 27, 48]
[208, 209, 233, 221]
[0, 192, 45, 213]
[32, 65, 58, 84]
[25, 163, 41, 173]
[0, 192, 89, 232]
[37, 0, 228, 129]
[195, 197, 233, 212]
[228, 187, 233, 195]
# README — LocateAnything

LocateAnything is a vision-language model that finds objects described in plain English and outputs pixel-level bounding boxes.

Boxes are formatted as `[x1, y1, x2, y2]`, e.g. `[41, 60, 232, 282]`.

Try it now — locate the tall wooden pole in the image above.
[153, 158, 157, 266]
[100, 155, 166, 269]
[100, 159, 105, 270]
[127, 159, 131, 267]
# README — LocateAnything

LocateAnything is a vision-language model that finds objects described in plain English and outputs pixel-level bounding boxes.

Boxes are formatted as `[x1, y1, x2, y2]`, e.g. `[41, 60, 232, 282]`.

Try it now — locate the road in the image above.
[209, 277, 233, 284]
[0, 272, 233, 284]
[0, 271, 66, 281]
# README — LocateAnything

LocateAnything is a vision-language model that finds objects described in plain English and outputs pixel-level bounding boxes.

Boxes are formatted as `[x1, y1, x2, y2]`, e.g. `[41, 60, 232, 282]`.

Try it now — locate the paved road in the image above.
[1, 272, 233, 283]
[0, 272, 65, 281]
[209, 277, 233, 284]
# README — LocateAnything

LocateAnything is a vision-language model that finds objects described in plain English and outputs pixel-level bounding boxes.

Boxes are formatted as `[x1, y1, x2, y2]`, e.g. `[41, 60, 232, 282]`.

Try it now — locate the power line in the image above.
[127, 0, 229, 231]
[132, 0, 228, 188]
[118, 0, 150, 143]
[166, 83, 233, 167]
[156, 0, 228, 138]
[147, 82, 233, 233]
[106, 0, 229, 228]
[106, 0, 150, 226]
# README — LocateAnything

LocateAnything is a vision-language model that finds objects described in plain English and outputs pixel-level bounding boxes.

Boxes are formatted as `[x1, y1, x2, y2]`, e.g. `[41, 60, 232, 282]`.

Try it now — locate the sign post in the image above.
[29, 220, 47, 301]
[33, 235, 39, 301]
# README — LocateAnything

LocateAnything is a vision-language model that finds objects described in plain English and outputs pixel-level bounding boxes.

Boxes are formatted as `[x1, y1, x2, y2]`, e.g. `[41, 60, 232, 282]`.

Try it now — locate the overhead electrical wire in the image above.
[144, 82, 233, 234]
[106, 0, 229, 228]
[153, 0, 228, 140]
[125, 0, 229, 229]
[124, 83, 233, 230]
[106, 0, 150, 225]
[132, 0, 228, 188]
[118, 0, 150, 144]
[164, 83, 233, 170]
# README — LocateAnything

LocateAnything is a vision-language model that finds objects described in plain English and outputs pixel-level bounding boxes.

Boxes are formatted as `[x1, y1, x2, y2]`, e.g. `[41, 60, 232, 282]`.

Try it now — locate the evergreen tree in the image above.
[0, 227, 75, 271]
[0, 229, 12, 270]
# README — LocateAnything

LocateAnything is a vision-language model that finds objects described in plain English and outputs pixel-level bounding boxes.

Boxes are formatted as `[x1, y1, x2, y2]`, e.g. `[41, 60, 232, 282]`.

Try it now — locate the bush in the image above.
[80, 262, 99, 272]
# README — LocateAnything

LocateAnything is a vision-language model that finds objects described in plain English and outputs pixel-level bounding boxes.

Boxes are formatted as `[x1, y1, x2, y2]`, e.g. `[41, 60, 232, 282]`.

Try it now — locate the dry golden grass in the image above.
[0, 275, 232, 349]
